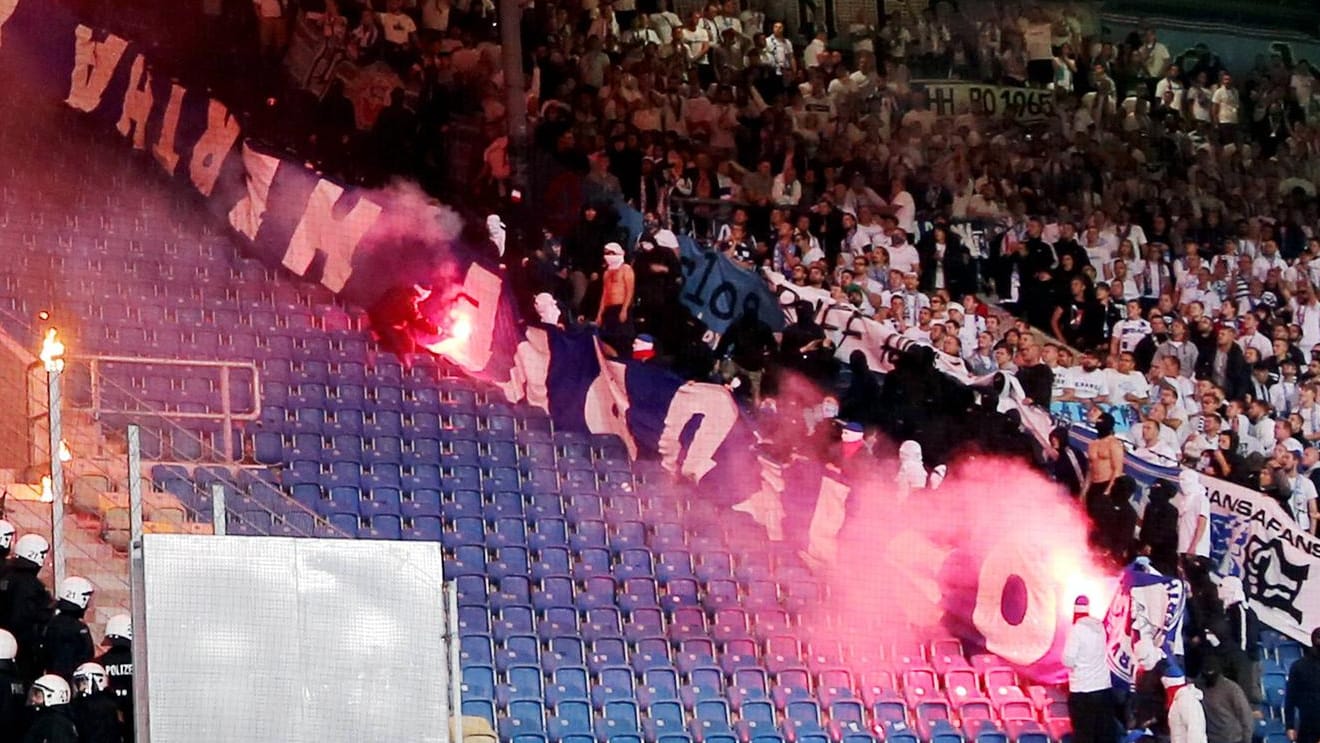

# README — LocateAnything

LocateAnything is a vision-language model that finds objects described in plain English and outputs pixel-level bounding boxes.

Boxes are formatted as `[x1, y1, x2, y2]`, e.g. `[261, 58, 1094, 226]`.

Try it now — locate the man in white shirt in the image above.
[1062, 596, 1115, 743]
[887, 232, 921, 276]
[1176, 469, 1212, 570]
[1138, 29, 1170, 79]
[1252, 240, 1286, 281]
[889, 179, 917, 236]
[1108, 351, 1151, 405]
[1237, 313, 1273, 360]
[1212, 71, 1241, 142]
[1154, 64, 1185, 113]
[380, 0, 419, 58]
[1279, 439, 1319, 535]
[1110, 300, 1152, 357]
[763, 22, 795, 81]
[1061, 350, 1111, 404]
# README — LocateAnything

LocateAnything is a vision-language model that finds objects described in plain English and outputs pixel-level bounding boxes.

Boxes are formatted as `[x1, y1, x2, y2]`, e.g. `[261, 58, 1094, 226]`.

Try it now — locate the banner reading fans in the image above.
[914, 80, 1055, 123]
[1070, 425, 1320, 643]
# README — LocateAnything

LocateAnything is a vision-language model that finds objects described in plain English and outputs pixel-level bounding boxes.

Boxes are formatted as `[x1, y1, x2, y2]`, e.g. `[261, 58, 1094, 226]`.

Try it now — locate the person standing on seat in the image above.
[95, 614, 132, 742]
[21, 674, 78, 743]
[1286, 628, 1320, 743]
[0, 534, 53, 682]
[1063, 596, 1117, 743]
[70, 663, 121, 743]
[39, 578, 94, 681]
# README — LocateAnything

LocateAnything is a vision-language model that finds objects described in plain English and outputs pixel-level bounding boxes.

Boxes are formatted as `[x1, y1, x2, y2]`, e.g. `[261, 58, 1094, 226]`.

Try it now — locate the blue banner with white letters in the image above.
[678, 235, 786, 335]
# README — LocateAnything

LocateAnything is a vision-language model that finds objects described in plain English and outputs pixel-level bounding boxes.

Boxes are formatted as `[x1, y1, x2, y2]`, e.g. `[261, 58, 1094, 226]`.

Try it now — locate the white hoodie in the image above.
[1168, 685, 1207, 743]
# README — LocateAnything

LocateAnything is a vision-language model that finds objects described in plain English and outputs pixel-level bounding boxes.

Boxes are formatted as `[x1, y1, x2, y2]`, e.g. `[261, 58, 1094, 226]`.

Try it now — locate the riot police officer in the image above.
[0, 534, 53, 682]
[95, 615, 132, 741]
[1, 629, 29, 738]
[0, 520, 14, 560]
[71, 663, 120, 743]
[39, 577, 94, 681]
[22, 674, 78, 743]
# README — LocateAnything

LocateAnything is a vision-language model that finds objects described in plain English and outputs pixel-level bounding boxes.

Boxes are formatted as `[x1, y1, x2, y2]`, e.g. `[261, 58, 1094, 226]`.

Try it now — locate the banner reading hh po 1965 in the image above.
[914, 80, 1055, 123]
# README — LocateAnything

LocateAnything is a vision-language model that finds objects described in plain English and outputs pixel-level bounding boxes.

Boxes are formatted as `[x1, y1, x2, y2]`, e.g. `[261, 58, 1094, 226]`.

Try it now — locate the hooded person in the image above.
[1138, 479, 1182, 576]
[486, 214, 507, 258]
[895, 439, 935, 499]
[1286, 628, 1320, 743]
[1212, 576, 1260, 702]
[839, 350, 883, 427]
[1164, 664, 1208, 743]
[596, 241, 636, 357]
[533, 291, 563, 328]
[1176, 469, 1212, 581]
[1195, 655, 1253, 743]
[1090, 475, 1139, 564]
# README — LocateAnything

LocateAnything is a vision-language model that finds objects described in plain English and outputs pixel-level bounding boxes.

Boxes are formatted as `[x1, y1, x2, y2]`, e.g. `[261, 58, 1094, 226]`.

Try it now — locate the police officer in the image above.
[39, 577, 94, 681]
[95, 615, 131, 742]
[70, 663, 120, 743]
[1, 629, 29, 737]
[0, 534, 53, 682]
[22, 674, 78, 743]
[0, 520, 14, 560]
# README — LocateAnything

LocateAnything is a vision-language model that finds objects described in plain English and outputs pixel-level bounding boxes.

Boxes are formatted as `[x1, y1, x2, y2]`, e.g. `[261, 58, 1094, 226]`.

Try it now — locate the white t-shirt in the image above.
[1177, 489, 1212, 557]
[1189, 86, 1213, 123]
[1154, 77, 1185, 111]
[1212, 86, 1240, 125]
[1108, 369, 1150, 403]
[888, 243, 920, 275]
[1288, 474, 1318, 532]
[1112, 318, 1152, 353]
[1067, 368, 1111, 401]
[890, 190, 917, 235]
[1052, 365, 1074, 400]
[380, 11, 417, 44]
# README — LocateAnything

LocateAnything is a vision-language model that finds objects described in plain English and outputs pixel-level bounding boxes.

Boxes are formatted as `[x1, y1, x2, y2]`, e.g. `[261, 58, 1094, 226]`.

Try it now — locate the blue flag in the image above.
[677, 235, 785, 334]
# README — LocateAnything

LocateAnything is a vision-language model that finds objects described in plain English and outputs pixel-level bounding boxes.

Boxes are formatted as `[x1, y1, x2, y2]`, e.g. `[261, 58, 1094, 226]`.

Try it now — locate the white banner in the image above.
[1206, 475, 1320, 643]
[916, 80, 1055, 123]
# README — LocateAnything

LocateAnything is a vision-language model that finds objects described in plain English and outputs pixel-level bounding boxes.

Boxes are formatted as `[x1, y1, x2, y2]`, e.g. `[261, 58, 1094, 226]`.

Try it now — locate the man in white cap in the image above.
[596, 242, 635, 356]
[1063, 595, 1116, 743]
[1165, 664, 1208, 743]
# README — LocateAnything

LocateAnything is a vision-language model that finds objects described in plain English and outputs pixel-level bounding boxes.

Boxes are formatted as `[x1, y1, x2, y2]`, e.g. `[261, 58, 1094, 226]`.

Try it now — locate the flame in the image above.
[39, 328, 65, 372]
[58, 440, 71, 463]
[40, 476, 53, 502]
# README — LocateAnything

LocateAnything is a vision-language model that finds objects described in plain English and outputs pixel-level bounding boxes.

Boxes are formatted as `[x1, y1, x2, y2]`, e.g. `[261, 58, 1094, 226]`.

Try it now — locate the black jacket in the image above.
[71, 692, 122, 743]
[1286, 654, 1320, 740]
[1194, 343, 1253, 403]
[0, 660, 27, 739]
[1017, 363, 1054, 406]
[0, 559, 53, 679]
[1138, 481, 1181, 576]
[20, 706, 78, 743]
[96, 644, 133, 742]
[916, 232, 977, 299]
[40, 601, 93, 681]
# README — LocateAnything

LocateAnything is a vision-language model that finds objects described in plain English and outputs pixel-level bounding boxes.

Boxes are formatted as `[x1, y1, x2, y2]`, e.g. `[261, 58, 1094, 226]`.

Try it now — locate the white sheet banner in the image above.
[917, 80, 1055, 123]
[1206, 475, 1320, 643]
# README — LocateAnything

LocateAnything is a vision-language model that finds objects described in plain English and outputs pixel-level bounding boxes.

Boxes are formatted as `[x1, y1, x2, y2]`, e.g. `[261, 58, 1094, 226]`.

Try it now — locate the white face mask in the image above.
[605, 254, 625, 269]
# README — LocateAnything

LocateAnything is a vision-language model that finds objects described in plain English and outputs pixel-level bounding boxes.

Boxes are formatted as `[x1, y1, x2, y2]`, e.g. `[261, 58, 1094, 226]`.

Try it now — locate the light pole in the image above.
[40, 328, 67, 587]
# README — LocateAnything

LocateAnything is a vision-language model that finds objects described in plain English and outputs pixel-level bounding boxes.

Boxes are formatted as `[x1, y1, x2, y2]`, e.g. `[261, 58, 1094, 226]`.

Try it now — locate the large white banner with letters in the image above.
[915, 80, 1055, 123]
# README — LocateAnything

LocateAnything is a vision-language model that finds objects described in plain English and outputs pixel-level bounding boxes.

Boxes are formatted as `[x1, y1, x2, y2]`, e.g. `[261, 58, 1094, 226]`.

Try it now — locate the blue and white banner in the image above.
[1069, 425, 1320, 644]
[1104, 563, 1186, 686]
[677, 235, 785, 335]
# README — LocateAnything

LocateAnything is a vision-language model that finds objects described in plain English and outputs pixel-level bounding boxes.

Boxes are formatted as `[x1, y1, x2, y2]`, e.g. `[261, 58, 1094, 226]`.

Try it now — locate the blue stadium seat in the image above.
[461, 664, 496, 701]
[498, 699, 547, 739]
[629, 636, 671, 676]
[594, 700, 640, 740]
[548, 700, 593, 743]
[638, 668, 681, 708]
[735, 700, 779, 741]
[546, 666, 590, 708]
[537, 606, 579, 641]
[591, 666, 636, 710]
[489, 545, 530, 582]
[623, 607, 665, 644]
[531, 546, 571, 581]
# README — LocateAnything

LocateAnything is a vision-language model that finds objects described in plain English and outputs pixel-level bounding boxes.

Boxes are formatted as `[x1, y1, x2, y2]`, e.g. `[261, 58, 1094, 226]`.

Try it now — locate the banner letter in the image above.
[189, 99, 241, 196]
[283, 179, 382, 290]
[152, 83, 186, 174]
[227, 146, 281, 240]
[66, 25, 129, 112]
[116, 53, 153, 149]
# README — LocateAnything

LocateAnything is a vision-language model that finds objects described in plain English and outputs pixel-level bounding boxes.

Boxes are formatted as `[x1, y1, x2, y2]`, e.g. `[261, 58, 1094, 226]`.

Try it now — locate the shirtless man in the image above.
[1083, 411, 1125, 507]
[596, 242, 635, 356]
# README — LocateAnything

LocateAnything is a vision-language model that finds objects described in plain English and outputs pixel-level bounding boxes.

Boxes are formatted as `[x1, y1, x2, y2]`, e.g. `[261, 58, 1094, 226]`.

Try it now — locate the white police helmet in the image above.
[73, 662, 109, 695]
[14, 534, 49, 566]
[0, 519, 14, 551]
[0, 629, 16, 661]
[29, 675, 71, 707]
[105, 614, 132, 642]
[57, 576, 94, 609]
